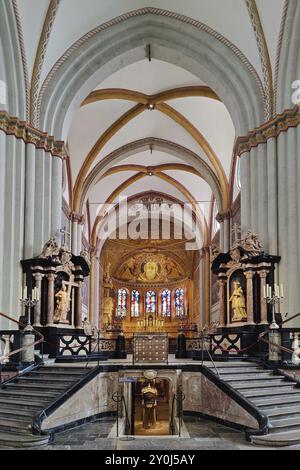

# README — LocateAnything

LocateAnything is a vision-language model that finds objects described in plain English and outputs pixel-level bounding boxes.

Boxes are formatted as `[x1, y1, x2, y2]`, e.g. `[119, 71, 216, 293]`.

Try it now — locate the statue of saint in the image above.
[139, 261, 159, 282]
[229, 281, 247, 322]
[103, 297, 114, 328]
[54, 284, 71, 323]
[242, 230, 263, 255]
[141, 382, 158, 429]
[40, 237, 60, 258]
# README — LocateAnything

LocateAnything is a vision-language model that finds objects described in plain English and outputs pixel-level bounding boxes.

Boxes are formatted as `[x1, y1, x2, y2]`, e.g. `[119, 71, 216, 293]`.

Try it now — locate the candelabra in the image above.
[19, 286, 40, 326]
[263, 283, 284, 329]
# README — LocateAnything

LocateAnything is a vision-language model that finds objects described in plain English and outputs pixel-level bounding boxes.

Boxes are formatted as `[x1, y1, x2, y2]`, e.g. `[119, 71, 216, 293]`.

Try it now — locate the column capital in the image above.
[245, 270, 255, 279]
[71, 211, 85, 224]
[47, 272, 56, 281]
[216, 209, 231, 223]
[33, 272, 44, 281]
[258, 270, 268, 279]
[200, 245, 210, 256]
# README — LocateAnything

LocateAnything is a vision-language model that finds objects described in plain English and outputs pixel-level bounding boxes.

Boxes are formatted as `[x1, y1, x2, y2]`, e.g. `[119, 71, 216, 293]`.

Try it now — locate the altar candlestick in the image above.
[263, 285, 266, 299]
[23, 286, 27, 299]
[280, 284, 284, 297]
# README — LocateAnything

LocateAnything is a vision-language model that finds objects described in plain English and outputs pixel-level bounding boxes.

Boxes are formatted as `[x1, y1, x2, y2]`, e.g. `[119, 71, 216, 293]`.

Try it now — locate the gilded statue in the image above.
[54, 284, 71, 323]
[141, 382, 158, 429]
[229, 281, 247, 322]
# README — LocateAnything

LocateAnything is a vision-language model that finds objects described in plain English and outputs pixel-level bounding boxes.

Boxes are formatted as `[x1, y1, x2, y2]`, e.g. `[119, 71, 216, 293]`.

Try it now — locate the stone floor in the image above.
[41, 415, 293, 450]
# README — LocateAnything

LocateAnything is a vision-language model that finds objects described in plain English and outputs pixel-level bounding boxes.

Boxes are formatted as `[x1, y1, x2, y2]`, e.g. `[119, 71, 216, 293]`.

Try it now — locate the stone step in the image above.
[252, 395, 300, 407]
[6, 383, 68, 392]
[0, 419, 32, 432]
[0, 431, 49, 448]
[234, 380, 292, 390]
[251, 429, 300, 447]
[0, 397, 49, 407]
[0, 409, 35, 419]
[263, 405, 300, 418]
[0, 389, 58, 399]
[211, 367, 264, 375]
[19, 376, 75, 384]
[269, 416, 300, 431]
[242, 386, 299, 398]
[39, 367, 89, 373]
[28, 371, 86, 380]
[222, 373, 275, 381]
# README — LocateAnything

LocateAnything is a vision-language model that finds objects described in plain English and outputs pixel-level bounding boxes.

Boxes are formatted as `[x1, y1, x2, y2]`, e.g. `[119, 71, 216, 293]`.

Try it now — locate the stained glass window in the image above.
[131, 290, 140, 317]
[161, 289, 171, 317]
[117, 288, 127, 309]
[146, 290, 156, 314]
[175, 288, 184, 316]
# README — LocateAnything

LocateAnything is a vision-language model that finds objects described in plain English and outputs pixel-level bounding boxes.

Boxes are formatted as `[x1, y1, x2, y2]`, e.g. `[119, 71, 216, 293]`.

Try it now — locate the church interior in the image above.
[0, 0, 300, 452]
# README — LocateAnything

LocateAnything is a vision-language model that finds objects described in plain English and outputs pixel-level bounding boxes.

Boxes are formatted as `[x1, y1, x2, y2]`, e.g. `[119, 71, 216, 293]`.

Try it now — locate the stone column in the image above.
[75, 280, 83, 328]
[34, 149, 45, 255]
[24, 143, 36, 259]
[266, 135, 278, 255]
[0, 131, 6, 316]
[257, 143, 268, 249]
[89, 255, 95, 323]
[51, 155, 62, 242]
[258, 270, 268, 324]
[223, 216, 230, 252]
[33, 272, 43, 326]
[93, 254, 100, 328]
[44, 151, 52, 242]
[46, 272, 56, 326]
[245, 271, 255, 325]
[240, 151, 251, 235]
[217, 278, 226, 327]
[71, 220, 78, 255]
[250, 147, 258, 234]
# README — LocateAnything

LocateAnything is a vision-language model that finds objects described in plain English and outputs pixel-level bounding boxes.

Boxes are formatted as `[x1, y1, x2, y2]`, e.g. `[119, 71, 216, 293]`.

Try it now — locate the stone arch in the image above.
[79, 138, 224, 214]
[0, 1, 26, 119]
[38, 10, 265, 139]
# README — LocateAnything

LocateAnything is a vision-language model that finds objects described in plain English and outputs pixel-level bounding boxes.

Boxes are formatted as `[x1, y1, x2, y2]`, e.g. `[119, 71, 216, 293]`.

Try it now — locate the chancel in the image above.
[0, 0, 300, 452]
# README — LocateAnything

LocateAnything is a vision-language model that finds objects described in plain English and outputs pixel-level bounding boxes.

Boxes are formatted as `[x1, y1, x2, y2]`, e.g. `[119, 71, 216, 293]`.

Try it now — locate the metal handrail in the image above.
[170, 395, 176, 435]
[199, 321, 220, 377]
[0, 311, 44, 363]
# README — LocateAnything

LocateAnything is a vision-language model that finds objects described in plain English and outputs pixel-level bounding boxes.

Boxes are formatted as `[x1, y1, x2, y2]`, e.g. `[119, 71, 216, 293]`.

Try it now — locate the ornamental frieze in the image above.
[0, 111, 67, 159]
[235, 105, 300, 156]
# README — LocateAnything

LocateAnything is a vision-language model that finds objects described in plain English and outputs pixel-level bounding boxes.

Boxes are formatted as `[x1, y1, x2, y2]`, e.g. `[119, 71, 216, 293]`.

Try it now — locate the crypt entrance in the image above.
[132, 377, 170, 436]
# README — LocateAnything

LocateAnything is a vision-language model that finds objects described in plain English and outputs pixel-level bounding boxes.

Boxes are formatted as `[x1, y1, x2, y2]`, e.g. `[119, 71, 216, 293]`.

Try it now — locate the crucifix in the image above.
[60, 226, 72, 251]
[231, 223, 241, 244]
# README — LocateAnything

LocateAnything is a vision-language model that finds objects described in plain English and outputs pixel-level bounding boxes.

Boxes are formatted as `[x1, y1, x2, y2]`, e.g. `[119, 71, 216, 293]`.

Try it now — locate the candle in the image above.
[23, 286, 27, 299]
[19, 286, 23, 300]
[263, 285, 266, 299]
[280, 284, 284, 298]
[268, 285, 272, 298]
[32, 288, 35, 300]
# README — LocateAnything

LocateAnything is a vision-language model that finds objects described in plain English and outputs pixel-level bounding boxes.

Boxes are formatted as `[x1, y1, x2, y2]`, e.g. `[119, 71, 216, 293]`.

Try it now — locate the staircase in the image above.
[0, 365, 90, 448]
[207, 361, 300, 447]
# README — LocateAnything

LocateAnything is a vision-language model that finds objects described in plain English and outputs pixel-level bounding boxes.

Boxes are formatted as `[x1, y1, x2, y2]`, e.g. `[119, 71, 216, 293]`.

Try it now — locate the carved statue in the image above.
[40, 237, 60, 258]
[54, 284, 71, 323]
[242, 230, 263, 255]
[210, 244, 220, 260]
[83, 317, 97, 336]
[60, 250, 74, 275]
[80, 248, 90, 265]
[229, 281, 247, 322]
[141, 381, 158, 429]
[103, 297, 114, 328]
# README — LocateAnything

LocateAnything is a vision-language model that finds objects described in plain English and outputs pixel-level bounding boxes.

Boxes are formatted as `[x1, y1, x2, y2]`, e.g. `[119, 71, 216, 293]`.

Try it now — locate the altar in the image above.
[133, 333, 168, 364]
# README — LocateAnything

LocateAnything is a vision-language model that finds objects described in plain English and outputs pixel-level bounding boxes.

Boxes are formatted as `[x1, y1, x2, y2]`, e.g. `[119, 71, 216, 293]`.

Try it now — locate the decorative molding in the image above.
[235, 105, 300, 156]
[12, 0, 30, 120]
[70, 211, 85, 224]
[36, 7, 265, 126]
[0, 110, 67, 159]
[30, 0, 61, 126]
[245, 0, 273, 119]
[274, 0, 289, 114]
[216, 210, 232, 223]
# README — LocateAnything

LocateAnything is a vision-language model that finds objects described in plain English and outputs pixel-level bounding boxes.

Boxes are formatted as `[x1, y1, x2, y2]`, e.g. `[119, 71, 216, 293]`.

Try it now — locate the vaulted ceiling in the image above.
[15, 0, 286, 247]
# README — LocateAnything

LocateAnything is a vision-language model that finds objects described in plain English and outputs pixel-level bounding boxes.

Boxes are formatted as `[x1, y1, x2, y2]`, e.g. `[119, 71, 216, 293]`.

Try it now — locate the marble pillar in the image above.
[258, 270, 268, 324]
[217, 278, 226, 327]
[33, 272, 43, 326]
[47, 273, 56, 326]
[245, 271, 255, 325]
[75, 281, 82, 328]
